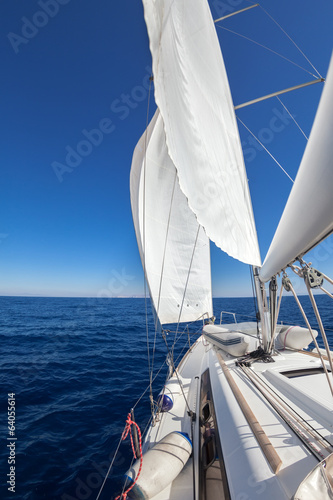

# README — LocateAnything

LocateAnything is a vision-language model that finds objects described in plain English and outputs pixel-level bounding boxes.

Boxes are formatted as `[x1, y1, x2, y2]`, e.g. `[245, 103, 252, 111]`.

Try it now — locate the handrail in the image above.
[216, 351, 282, 473]
[220, 311, 237, 325]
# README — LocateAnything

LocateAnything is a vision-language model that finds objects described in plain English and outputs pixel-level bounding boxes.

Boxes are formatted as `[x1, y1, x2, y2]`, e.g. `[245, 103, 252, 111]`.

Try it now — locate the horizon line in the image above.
[0, 293, 317, 299]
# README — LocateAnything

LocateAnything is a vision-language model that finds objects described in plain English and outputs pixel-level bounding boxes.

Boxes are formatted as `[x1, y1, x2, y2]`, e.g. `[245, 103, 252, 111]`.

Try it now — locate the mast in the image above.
[252, 266, 271, 352]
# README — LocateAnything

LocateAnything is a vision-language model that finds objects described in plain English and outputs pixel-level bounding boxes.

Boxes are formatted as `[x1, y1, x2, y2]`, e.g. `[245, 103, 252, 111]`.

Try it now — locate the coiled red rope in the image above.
[115, 413, 143, 500]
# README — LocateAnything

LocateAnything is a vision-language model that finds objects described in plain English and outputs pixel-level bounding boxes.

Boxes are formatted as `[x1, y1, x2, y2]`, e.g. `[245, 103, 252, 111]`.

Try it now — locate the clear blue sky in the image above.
[1, 0, 332, 298]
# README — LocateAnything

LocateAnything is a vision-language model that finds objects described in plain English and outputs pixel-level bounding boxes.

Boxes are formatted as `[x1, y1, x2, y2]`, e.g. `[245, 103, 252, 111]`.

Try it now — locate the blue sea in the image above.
[1, 295, 332, 500]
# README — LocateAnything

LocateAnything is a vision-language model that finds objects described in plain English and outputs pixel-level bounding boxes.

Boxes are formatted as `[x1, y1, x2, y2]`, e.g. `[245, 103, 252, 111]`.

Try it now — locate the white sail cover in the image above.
[130, 110, 213, 325]
[260, 56, 333, 283]
[142, 0, 261, 266]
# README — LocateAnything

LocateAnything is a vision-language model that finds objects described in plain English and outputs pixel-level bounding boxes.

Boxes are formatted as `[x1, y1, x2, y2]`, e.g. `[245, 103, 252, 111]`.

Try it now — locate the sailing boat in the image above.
[113, 1, 333, 498]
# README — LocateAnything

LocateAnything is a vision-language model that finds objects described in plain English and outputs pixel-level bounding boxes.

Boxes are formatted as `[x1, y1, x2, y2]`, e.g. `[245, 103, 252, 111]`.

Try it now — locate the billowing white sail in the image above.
[260, 56, 333, 283]
[142, 0, 261, 266]
[130, 110, 213, 325]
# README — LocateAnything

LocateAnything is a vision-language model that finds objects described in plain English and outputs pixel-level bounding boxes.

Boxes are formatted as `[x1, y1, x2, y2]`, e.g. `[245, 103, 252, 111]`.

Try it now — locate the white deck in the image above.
[138, 325, 333, 500]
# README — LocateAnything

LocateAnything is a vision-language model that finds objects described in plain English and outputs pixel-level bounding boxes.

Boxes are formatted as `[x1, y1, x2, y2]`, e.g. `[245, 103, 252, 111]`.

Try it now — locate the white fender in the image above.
[124, 431, 192, 499]
[276, 325, 318, 350]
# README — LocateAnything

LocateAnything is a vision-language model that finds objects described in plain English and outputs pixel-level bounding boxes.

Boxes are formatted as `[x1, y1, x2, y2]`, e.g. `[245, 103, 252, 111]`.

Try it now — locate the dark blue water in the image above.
[0, 295, 332, 500]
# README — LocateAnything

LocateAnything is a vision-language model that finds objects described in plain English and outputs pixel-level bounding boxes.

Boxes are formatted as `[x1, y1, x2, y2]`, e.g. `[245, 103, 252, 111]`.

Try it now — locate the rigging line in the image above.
[215, 25, 319, 79]
[174, 342, 191, 369]
[268, 278, 284, 353]
[245, 365, 333, 449]
[237, 116, 294, 183]
[259, 5, 323, 79]
[249, 266, 259, 333]
[242, 365, 333, 454]
[174, 226, 202, 346]
[132, 358, 167, 410]
[161, 329, 192, 414]
[149, 318, 163, 399]
[155, 172, 177, 317]
[142, 75, 154, 406]
[178, 311, 210, 330]
[286, 275, 333, 397]
[95, 421, 128, 500]
[276, 96, 309, 141]
[318, 269, 333, 288]
[153, 348, 182, 433]
[133, 329, 199, 412]
[304, 277, 333, 381]
[173, 332, 201, 369]
[320, 286, 333, 300]
[150, 173, 178, 384]
[165, 324, 203, 367]
[173, 330, 198, 365]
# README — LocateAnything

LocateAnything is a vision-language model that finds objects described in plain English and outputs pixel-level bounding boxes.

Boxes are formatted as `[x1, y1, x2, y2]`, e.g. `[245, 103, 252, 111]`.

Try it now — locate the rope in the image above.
[236, 346, 274, 366]
[115, 413, 143, 500]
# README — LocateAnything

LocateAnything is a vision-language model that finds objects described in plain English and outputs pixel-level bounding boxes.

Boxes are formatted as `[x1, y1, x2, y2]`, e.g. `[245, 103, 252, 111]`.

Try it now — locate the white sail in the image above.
[142, 0, 261, 267]
[130, 110, 213, 325]
[260, 55, 333, 283]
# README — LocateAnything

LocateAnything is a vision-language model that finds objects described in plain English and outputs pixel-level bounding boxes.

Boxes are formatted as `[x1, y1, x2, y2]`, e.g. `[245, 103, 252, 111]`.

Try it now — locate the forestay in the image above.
[142, 0, 261, 266]
[130, 111, 213, 325]
[260, 56, 333, 283]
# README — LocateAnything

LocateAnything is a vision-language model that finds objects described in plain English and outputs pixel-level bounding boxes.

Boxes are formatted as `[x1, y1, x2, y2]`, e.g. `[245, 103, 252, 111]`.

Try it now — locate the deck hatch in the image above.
[281, 367, 330, 378]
